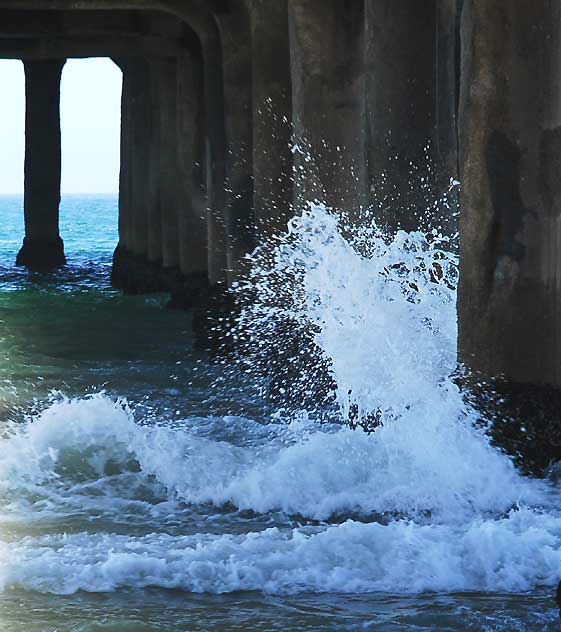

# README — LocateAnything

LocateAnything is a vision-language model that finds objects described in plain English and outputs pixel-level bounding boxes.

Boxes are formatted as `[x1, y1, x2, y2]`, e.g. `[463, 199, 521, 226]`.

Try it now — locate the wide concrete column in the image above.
[17, 59, 66, 269]
[250, 0, 293, 238]
[365, 0, 458, 233]
[288, 0, 367, 216]
[458, 0, 561, 387]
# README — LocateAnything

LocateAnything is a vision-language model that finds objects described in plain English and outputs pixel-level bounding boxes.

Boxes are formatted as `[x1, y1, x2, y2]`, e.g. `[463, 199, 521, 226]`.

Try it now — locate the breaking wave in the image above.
[1, 203, 560, 597]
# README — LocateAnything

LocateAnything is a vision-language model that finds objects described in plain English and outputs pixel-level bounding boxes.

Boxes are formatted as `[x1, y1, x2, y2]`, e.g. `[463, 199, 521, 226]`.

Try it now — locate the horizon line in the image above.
[0, 191, 119, 196]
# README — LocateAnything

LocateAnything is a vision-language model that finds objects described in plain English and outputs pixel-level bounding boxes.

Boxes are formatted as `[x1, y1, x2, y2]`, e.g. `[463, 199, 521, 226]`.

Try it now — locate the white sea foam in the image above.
[2, 508, 561, 595]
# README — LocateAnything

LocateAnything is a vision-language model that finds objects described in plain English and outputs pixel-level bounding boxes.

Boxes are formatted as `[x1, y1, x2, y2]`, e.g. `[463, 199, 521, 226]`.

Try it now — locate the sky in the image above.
[0, 58, 122, 194]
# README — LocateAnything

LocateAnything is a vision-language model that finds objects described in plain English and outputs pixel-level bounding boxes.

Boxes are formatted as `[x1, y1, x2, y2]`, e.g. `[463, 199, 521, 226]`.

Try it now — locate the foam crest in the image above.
[0, 395, 139, 486]
[2, 508, 561, 595]
[0, 393, 541, 522]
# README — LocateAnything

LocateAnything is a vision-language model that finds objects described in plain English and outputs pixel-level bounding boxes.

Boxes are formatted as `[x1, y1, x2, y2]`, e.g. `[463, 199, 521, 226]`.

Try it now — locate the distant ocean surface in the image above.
[0, 194, 118, 289]
[0, 195, 559, 631]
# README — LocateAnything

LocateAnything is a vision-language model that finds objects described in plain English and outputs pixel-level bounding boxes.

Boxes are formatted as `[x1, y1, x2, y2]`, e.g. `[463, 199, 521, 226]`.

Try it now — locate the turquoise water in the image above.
[0, 195, 560, 631]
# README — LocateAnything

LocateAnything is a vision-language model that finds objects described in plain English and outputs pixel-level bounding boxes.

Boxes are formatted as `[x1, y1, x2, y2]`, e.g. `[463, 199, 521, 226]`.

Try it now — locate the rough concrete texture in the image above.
[458, 0, 561, 388]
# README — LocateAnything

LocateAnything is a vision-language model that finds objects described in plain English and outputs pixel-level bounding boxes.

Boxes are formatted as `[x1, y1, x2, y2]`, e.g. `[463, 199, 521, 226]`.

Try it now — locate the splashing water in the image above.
[1, 201, 561, 620]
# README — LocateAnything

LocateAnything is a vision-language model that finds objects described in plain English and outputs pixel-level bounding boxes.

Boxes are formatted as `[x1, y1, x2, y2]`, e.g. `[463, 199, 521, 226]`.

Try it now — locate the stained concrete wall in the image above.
[214, 1, 255, 282]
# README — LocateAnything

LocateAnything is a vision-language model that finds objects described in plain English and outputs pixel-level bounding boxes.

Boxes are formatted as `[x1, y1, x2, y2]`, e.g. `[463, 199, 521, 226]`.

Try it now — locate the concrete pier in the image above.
[176, 39, 207, 281]
[5, 1, 460, 289]
[5, 1, 561, 459]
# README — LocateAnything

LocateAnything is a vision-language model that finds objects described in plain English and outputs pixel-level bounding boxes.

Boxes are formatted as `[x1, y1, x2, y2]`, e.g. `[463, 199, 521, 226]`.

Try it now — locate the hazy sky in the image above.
[0, 57, 122, 194]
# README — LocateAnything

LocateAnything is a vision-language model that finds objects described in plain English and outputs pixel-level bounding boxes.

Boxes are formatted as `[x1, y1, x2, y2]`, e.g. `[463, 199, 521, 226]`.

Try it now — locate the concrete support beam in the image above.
[164, 0, 229, 286]
[0, 9, 145, 36]
[117, 58, 133, 254]
[128, 58, 151, 258]
[0, 35, 183, 59]
[458, 0, 561, 387]
[147, 59, 163, 264]
[16, 58, 66, 269]
[216, 3, 255, 282]
[176, 40, 207, 278]
[288, 0, 367, 217]
[250, 0, 293, 238]
[365, 0, 458, 233]
[157, 57, 180, 269]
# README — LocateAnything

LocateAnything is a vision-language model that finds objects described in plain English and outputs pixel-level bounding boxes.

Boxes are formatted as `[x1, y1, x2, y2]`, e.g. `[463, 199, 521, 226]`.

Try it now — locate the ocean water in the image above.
[0, 194, 560, 631]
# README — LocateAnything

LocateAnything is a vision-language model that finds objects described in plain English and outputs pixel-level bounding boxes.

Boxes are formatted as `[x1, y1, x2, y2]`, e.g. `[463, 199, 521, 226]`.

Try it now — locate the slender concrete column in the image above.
[17, 59, 66, 269]
[215, 3, 254, 282]
[288, 0, 367, 217]
[250, 0, 293, 238]
[117, 58, 133, 254]
[177, 40, 207, 279]
[162, 2, 228, 284]
[458, 0, 561, 387]
[128, 59, 151, 258]
[147, 60, 163, 264]
[365, 0, 458, 233]
[158, 58, 180, 270]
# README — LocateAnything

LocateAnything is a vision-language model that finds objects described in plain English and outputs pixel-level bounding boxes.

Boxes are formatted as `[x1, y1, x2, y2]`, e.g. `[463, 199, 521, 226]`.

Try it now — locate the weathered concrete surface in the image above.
[0, 9, 185, 58]
[458, 0, 561, 387]
[456, 0, 561, 473]
[16, 58, 66, 270]
[165, 0, 230, 286]
[288, 0, 367, 217]
[366, 0, 458, 233]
